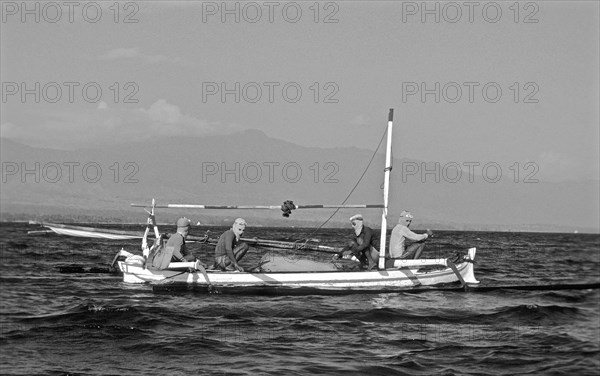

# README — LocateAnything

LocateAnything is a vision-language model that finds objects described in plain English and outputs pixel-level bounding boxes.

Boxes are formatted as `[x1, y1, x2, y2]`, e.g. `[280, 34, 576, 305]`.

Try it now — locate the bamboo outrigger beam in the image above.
[130, 203, 384, 210]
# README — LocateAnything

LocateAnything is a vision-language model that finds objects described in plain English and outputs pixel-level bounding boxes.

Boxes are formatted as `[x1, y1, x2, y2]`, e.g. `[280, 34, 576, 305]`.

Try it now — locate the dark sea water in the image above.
[1, 222, 599, 375]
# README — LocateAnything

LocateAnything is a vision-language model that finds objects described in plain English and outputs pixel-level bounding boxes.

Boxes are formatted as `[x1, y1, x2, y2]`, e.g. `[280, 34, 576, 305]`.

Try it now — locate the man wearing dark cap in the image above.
[165, 217, 198, 262]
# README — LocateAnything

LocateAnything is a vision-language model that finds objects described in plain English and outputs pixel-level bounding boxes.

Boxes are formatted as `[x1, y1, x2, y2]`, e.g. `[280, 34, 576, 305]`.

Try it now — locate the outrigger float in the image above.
[38, 109, 480, 294]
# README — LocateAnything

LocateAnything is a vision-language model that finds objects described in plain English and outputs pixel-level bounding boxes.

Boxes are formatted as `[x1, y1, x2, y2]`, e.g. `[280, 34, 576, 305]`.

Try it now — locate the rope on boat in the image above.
[292, 122, 390, 244]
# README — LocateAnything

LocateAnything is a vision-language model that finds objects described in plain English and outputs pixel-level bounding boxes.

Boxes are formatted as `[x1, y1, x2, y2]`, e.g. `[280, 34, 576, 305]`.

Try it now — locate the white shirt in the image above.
[389, 224, 428, 258]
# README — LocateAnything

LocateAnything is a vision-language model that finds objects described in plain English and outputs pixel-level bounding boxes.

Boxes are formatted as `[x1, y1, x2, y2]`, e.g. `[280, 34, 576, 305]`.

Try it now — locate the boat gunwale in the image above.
[119, 259, 476, 286]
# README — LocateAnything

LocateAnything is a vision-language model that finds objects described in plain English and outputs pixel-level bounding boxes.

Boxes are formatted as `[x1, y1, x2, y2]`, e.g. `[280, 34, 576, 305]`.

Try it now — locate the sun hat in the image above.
[234, 218, 247, 226]
[349, 214, 363, 222]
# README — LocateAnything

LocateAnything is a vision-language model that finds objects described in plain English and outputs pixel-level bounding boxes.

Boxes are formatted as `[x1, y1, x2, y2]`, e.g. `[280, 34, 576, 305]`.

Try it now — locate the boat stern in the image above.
[462, 247, 480, 284]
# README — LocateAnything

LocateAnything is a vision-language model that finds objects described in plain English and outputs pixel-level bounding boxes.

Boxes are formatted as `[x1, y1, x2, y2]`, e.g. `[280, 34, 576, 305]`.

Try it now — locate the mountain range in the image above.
[1, 132, 598, 233]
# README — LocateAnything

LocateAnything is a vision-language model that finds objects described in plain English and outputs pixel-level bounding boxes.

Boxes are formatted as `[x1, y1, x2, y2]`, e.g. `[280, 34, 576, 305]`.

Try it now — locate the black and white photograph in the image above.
[1, 1, 599, 375]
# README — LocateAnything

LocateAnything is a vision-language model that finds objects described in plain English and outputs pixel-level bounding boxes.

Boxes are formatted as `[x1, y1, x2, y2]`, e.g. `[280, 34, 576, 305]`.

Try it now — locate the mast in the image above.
[378, 108, 394, 270]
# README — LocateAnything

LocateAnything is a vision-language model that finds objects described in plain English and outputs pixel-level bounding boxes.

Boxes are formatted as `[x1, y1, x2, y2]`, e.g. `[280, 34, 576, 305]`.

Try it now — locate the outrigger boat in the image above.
[117, 248, 478, 292]
[35, 222, 143, 240]
[108, 109, 480, 293]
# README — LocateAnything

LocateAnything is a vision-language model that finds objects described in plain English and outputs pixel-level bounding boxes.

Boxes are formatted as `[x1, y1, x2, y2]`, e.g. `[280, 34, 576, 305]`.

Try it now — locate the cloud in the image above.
[0, 122, 18, 139]
[142, 99, 183, 124]
[350, 114, 370, 126]
[0, 100, 238, 150]
[536, 151, 597, 182]
[99, 47, 187, 65]
[100, 47, 141, 60]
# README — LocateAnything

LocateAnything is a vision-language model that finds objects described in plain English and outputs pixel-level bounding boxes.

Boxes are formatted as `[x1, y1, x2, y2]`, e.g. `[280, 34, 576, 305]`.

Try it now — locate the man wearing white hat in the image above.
[338, 214, 380, 270]
[214, 218, 250, 272]
[389, 211, 433, 259]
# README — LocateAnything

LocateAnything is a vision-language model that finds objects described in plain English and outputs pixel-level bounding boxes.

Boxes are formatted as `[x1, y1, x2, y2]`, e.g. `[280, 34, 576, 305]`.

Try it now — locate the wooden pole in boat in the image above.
[378, 108, 394, 270]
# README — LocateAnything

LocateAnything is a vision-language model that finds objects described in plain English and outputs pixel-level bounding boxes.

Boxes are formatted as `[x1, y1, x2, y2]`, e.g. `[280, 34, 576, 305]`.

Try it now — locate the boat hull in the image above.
[43, 223, 142, 240]
[118, 248, 479, 292]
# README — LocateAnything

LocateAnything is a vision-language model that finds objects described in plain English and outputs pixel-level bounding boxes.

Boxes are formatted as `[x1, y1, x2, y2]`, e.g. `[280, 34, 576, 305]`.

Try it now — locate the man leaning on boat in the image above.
[336, 214, 381, 270]
[212, 218, 251, 272]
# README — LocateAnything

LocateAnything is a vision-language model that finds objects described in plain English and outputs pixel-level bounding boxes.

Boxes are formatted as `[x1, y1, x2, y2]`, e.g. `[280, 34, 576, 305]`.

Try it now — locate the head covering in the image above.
[350, 214, 364, 236]
[349, 214, 363, 222]
[232, 218, 246, 239]
[398, 211, 414, 223]
[176, 217, 192, 228]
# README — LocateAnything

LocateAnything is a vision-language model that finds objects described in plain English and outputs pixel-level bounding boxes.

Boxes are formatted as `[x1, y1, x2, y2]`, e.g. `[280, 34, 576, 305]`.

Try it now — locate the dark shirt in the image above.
[353, 226, 380, 255]
[215, 229, 237, 258]
[166, 232, 193, 262]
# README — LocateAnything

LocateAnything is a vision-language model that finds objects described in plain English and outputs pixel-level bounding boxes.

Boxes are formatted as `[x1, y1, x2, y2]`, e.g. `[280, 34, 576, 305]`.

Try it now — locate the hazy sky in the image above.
[1, 1, 598, 183]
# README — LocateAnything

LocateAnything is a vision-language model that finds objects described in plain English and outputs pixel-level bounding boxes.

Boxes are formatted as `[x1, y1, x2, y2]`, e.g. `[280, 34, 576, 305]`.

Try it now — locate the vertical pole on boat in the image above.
[151, 198, 159, 238]
[378, 108, 394, 270]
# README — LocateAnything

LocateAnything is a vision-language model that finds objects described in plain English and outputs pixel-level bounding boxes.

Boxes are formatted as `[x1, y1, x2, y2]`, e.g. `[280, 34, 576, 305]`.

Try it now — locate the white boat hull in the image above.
[50, 227, 139, 240]
[118, 248, 479, 292]
[44, 223, 142, 240]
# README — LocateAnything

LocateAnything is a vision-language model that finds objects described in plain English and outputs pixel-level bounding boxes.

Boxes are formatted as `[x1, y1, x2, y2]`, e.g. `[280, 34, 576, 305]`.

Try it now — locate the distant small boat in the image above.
[38, 222, 341, 252]
[41, 222, 142, 240]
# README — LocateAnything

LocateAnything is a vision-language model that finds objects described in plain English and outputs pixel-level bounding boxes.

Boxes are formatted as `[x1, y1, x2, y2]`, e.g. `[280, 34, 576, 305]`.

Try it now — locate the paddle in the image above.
[151, 261, 214, 291]
[240, 237, 341, 253]
[194, 261, 214, 292]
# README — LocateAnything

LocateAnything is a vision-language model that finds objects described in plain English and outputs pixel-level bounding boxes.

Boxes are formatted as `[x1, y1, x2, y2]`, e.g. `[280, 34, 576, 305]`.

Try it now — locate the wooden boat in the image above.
[111, 109, 480, 293]
[36, 220, 480, 291]
[38, 222, 341, 253]
[115, 248, 478, 292]
[40, 222, 143, 240]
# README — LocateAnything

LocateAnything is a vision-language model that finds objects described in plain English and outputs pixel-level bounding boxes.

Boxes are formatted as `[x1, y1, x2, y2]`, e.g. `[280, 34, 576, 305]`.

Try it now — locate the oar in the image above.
[195, 262, 214, 292]
[185, 235, 341, 253]
[240, 237, 341, 253]
[152, 262, 214, 291]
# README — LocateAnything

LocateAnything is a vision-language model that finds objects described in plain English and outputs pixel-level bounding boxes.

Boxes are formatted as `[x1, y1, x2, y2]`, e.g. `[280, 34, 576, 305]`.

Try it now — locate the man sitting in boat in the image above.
[213, 218, 250, 272]
[166, 217, 200, 262]
[337, 214, 380, 270]
[389, 211, 433, 259]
